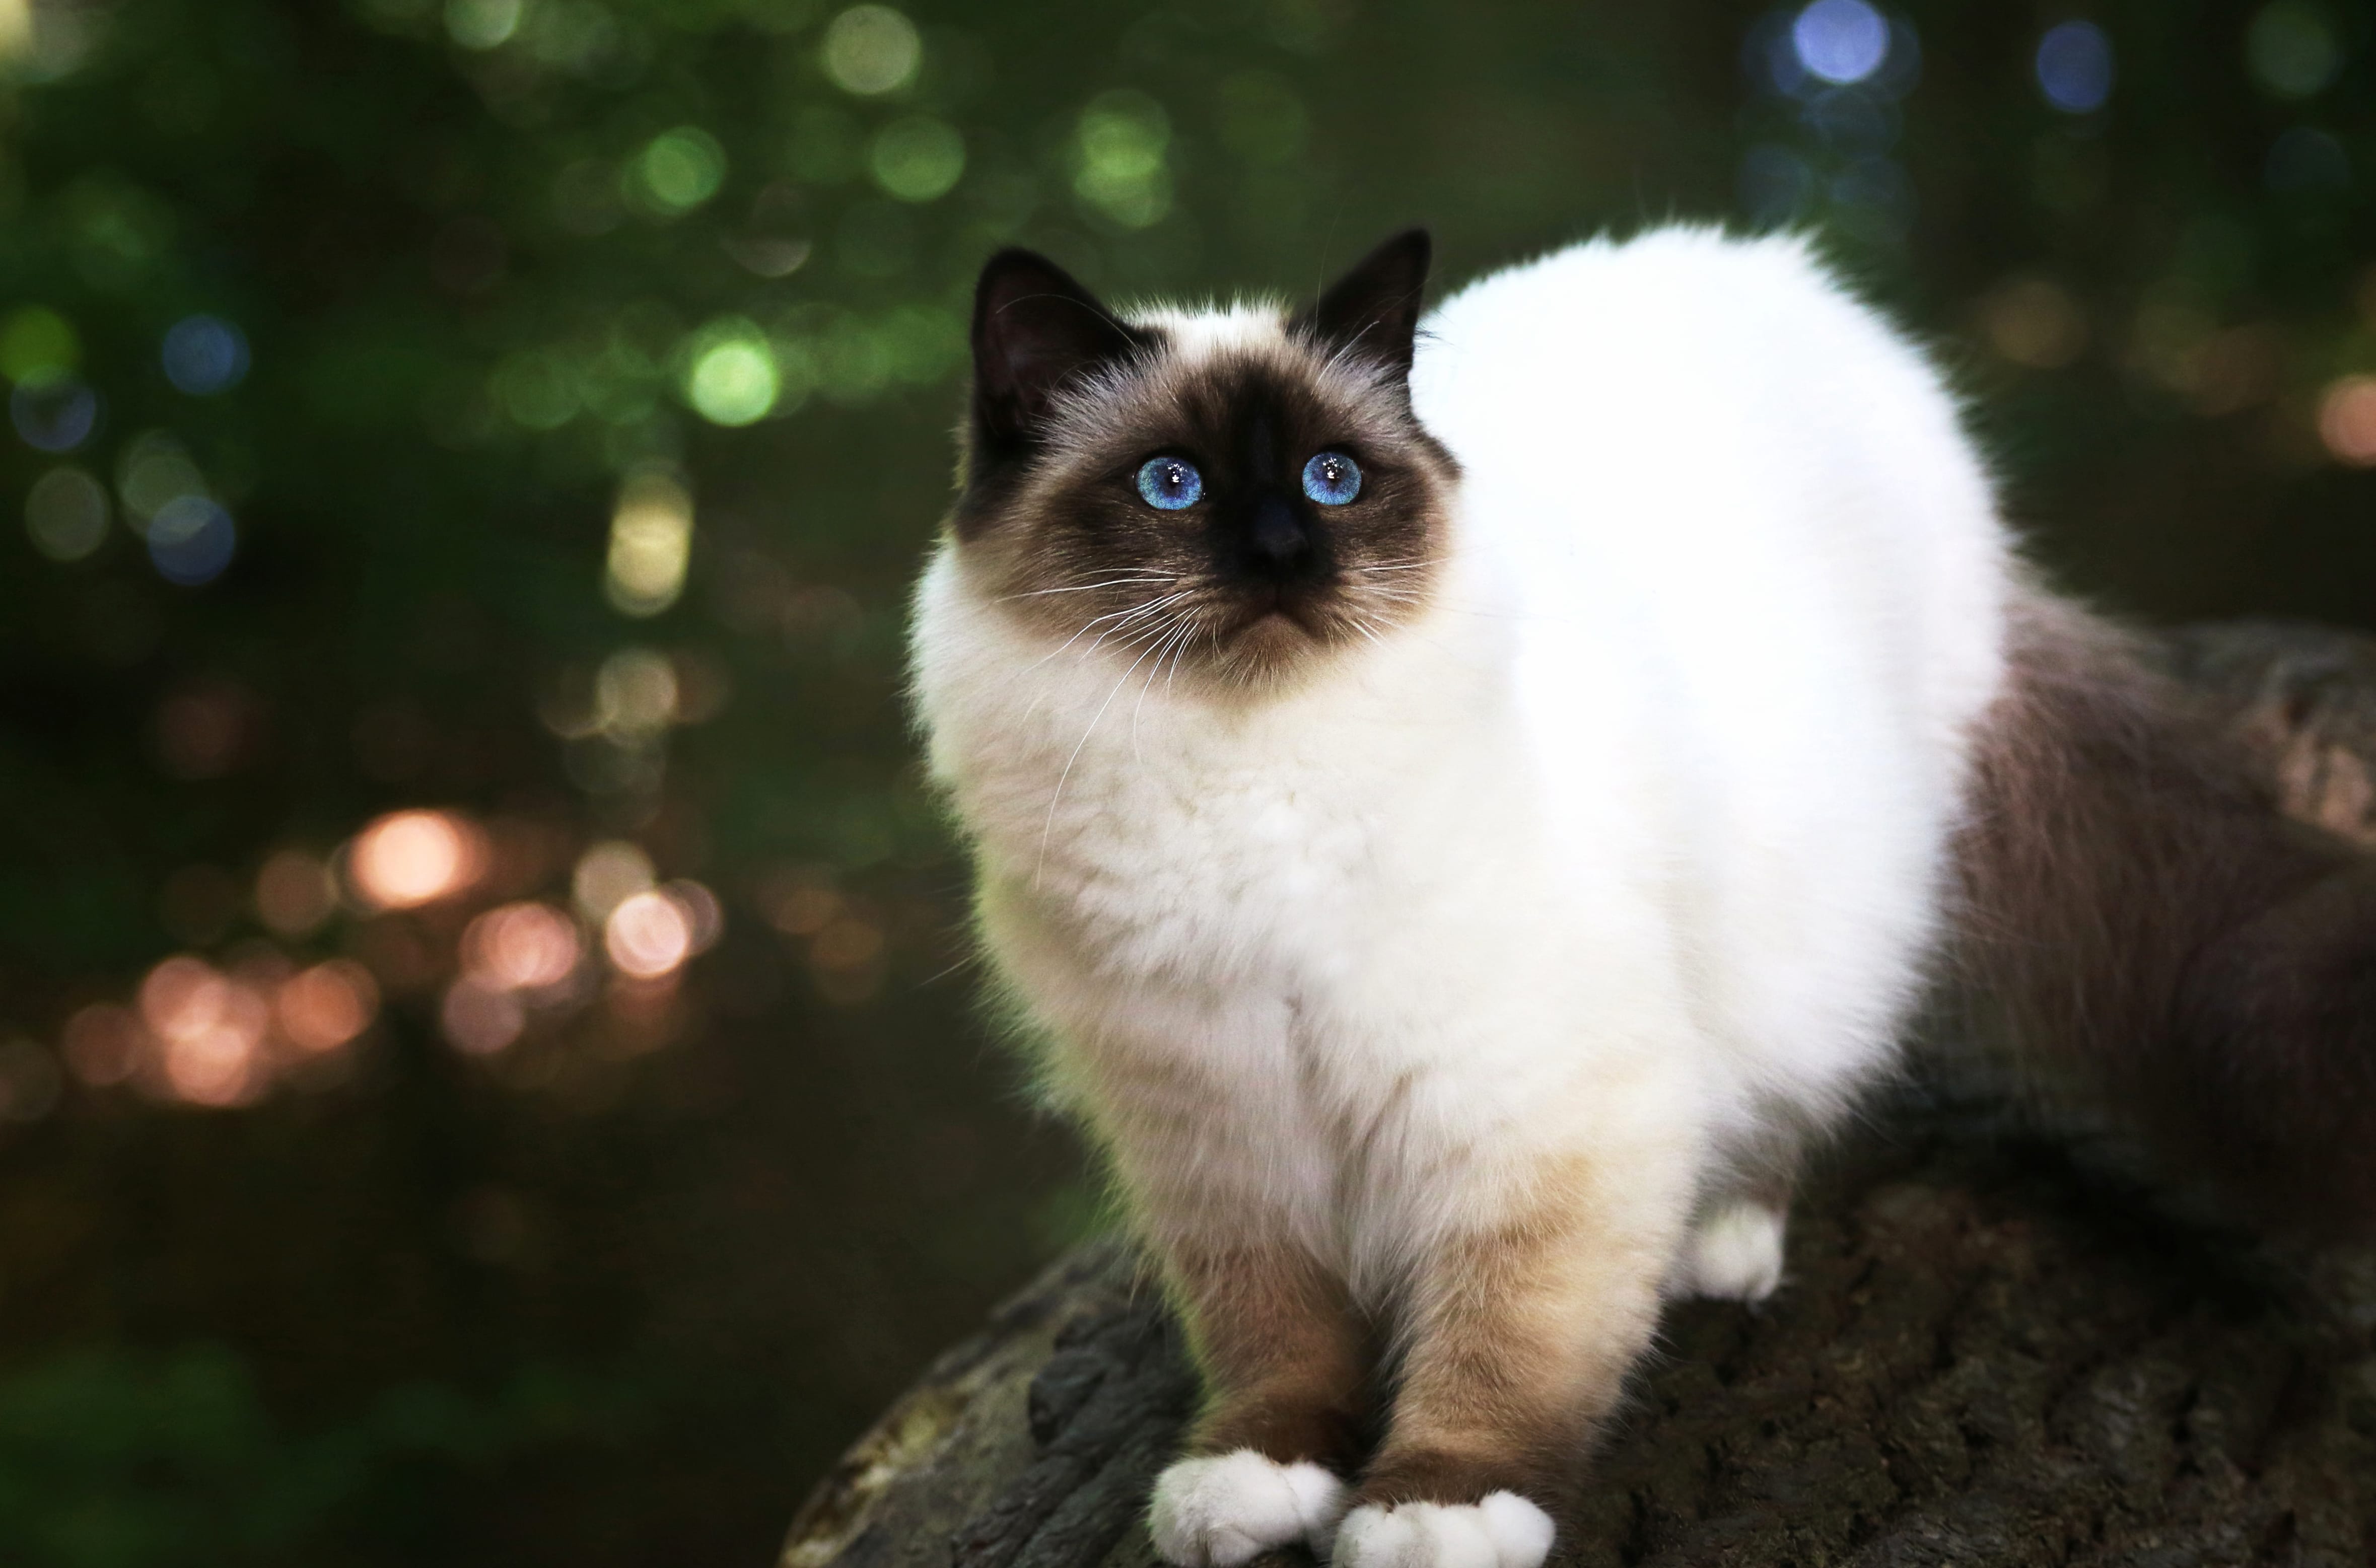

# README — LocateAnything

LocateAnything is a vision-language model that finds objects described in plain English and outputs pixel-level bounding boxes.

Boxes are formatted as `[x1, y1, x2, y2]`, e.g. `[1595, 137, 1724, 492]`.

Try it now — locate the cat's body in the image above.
[911, 226, 2376, 1568]
[918, 227, 2006, 1289]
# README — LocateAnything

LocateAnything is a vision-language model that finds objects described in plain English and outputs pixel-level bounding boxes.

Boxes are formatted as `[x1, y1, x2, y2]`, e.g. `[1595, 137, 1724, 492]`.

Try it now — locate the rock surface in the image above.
[782, 623, 2376, 1568]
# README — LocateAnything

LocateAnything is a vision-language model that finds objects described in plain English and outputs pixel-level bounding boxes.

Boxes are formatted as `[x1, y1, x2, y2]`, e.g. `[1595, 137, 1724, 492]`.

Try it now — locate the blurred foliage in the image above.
[4, 0, 2376, 1562]
[0, 1346, 645, 1566]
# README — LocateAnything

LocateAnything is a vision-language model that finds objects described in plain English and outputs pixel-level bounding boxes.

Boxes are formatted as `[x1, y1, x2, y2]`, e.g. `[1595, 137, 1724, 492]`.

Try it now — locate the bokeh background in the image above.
[3, 0, 2375, 1561]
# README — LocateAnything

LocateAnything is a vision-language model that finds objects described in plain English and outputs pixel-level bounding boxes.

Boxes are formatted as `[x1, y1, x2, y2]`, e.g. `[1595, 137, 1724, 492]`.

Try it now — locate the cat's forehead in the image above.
[1131, 301, 1296, 358]
[1038, 300, 1407, 465]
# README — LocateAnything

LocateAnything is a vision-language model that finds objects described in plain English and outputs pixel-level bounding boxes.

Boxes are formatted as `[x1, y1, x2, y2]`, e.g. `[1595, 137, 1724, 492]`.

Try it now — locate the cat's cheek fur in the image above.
[1333, 1494, 1557, 1568]
[1149, 1451, 1349, 1567]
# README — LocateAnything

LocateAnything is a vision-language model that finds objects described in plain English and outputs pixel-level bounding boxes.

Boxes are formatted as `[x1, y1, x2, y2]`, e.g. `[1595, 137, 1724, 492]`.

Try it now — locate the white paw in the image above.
[1682, 1200, 1786, 1303]
[1149, 1450, 1348, 1567]
[1331, 1494, 1555, 1568]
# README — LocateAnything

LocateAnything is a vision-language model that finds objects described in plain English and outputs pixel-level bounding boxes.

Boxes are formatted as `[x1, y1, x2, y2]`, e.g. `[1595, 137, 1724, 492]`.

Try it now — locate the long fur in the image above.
[910, 225, 2376, 1568]
[1950, 594, 2376, 1233]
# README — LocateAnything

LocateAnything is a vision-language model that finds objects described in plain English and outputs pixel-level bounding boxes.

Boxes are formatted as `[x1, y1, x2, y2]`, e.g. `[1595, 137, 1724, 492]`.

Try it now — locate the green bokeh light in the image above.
[1073, 90, 1172, 229]
[869, 117, 965, 203]
[683, 324, 780, 425]
[444, 0, 522, 51]
[0, 307, 78, 384]
[820, 6, 920, 96]
[633, 127, 728, 217]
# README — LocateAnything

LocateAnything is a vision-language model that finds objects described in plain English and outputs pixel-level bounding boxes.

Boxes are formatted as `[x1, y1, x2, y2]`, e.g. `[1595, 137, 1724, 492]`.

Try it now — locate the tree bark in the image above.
[783, 622, 2376, 1568]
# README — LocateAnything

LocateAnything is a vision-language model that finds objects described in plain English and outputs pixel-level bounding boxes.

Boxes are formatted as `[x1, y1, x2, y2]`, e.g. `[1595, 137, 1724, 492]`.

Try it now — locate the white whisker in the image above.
[1131, 616, 1197, 760]
[1083, 592, 1194, 657]
[999, 574, 1175, 601]
[1034, 624, 1177, 888]
[1027, 589, 1192, 673]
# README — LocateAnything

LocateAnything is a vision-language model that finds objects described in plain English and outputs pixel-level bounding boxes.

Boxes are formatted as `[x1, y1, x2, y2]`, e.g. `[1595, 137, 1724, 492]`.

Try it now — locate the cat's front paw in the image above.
[1149, 1450, 1348, 1567]
[1331, 1494, 1554, 1568]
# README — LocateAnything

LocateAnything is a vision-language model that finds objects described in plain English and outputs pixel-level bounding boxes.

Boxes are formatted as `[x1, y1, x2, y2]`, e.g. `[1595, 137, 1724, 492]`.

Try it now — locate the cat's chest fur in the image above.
[918, 555, 1556, 1001]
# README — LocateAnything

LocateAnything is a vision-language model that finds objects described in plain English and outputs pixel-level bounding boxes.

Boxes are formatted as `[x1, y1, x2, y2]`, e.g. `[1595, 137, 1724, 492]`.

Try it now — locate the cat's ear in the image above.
[1293, 228, 1432, 381]
[970, 248, 1148, 451]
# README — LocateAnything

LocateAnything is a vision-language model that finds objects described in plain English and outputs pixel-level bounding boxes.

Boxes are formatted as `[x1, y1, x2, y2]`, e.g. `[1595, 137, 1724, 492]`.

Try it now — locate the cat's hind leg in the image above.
[1677, 1198, 1787, 1303]
[1674, 1120, 1804, 1303]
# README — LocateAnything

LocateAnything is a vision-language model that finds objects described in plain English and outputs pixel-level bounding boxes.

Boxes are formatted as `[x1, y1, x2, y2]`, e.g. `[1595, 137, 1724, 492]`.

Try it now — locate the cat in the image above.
[906, 225, 2376, 1568]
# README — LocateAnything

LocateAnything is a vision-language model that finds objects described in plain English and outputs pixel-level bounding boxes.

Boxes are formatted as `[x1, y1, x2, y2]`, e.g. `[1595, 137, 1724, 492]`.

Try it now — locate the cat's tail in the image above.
[1945, 594, 2376, 1237]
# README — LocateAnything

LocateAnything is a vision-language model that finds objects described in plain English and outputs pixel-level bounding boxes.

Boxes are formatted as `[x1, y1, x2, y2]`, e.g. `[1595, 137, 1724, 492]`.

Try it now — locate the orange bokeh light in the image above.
[461, 902, 582, 991]
[2318, 375, 2376, 466]
[140, 955, 232, 1042]
[61, 1004, 144, 1087]
[441, 977, 526, 1055]
[604, 890, 693, 979]
[138, 955, 269, 1107]
[347, 809, 484, 910]
[277, 960, 380, 1052]
[662, 879, 724, 954]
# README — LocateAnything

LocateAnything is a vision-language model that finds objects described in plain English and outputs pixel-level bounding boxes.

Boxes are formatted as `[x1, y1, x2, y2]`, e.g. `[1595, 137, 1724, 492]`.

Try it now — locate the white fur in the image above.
[913, 227, 2015, 1562]
[1334, 1495, 1557, 1568]
[1681, 1200, 1788, 1302]
[1150, 1451, 1348, 1566]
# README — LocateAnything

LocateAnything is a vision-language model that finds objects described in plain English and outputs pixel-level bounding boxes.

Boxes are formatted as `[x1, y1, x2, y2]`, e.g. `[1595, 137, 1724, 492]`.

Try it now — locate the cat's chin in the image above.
[1215, 608, 1334, 686]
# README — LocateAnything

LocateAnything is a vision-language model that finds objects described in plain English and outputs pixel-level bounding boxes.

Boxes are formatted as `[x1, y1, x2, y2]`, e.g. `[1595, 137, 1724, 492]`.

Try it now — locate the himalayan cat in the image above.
[906, 227, 2376, 1568]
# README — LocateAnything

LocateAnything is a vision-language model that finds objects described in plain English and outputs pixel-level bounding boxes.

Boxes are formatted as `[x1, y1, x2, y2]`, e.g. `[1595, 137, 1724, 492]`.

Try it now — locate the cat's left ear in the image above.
[1292, 228, 1431, 382]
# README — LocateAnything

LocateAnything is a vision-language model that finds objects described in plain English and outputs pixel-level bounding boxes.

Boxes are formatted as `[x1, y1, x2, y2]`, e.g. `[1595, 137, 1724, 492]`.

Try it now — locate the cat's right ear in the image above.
[970, 249, 1147, 454]
[1293, 228, 1432, 383]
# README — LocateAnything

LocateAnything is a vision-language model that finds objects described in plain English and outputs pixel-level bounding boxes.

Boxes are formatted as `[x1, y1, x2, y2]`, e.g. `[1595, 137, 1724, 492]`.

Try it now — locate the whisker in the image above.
[1165, 621, 1204, 698]
[1034, 625, 1177, 888]
[1027, 589, 1192, 672]
[1131, 616, 1196, 760]
[998, 574, 1175, 601]
[1082, 593, 1194, 657]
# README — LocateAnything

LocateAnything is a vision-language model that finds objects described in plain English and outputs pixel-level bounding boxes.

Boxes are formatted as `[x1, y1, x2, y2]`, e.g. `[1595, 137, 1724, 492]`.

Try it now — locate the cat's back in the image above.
[1414, 225, 1958, 460]
[1410, 227, 2016, 1106]
[1411, 225, 2010, 779]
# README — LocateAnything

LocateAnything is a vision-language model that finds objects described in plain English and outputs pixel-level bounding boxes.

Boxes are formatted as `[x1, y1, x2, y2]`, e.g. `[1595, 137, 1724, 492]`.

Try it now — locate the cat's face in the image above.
[949, 231, 1458, 690]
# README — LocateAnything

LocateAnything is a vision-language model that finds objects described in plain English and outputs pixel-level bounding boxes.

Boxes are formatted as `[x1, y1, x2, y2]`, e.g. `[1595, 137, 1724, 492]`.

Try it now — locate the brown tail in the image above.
[1948, 597, 2376, 1237]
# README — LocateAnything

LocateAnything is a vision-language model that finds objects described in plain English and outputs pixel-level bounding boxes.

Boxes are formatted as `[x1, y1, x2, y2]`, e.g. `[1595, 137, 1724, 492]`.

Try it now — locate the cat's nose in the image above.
[1246, 494, 1314, 574]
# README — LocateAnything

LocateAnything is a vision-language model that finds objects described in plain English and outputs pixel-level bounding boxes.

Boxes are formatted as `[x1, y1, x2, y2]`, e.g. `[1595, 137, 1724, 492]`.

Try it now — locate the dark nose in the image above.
[1246, 494, 1314, 576]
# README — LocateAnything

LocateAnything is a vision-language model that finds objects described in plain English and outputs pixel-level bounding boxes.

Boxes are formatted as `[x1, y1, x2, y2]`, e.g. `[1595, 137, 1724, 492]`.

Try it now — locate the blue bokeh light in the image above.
[1792, 0, 1890, 86]
[1750, 9, 1919, 101]
[161, 314, 250, 396]
[147, 495, 237, 586]
[2036, 21, 2114, 114]
[10, 378, 100, 452]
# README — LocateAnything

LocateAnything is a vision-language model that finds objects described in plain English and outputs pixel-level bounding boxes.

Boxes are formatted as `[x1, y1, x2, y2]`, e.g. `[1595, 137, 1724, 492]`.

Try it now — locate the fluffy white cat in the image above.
[909, 226, 2376, 1568]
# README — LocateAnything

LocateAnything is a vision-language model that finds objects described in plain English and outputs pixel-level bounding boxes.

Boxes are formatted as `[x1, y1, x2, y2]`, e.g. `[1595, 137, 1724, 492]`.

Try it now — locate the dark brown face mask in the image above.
[948, 230, 1461, 690]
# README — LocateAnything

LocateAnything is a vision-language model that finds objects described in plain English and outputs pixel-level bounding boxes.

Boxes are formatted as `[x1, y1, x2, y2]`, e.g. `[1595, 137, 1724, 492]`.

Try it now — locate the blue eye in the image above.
[1302, 452, 1362, 506]
[1136, 456, 1203, 511]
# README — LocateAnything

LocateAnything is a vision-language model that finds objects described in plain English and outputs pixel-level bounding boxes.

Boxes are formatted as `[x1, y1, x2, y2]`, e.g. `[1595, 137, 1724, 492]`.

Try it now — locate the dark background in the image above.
[1, 0, 2372, 1562]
